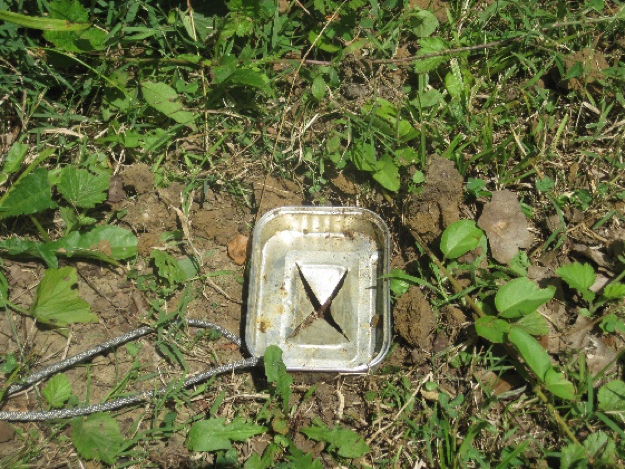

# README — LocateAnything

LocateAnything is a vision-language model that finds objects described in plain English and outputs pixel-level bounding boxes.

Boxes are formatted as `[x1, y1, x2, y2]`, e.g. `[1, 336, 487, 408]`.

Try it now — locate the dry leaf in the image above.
[227, 234, 249, 265]
[478, 190, 533, 264]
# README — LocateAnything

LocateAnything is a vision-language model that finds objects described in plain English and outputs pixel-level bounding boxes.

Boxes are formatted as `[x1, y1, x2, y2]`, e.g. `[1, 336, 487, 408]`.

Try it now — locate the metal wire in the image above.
[0, 319, 259, 422]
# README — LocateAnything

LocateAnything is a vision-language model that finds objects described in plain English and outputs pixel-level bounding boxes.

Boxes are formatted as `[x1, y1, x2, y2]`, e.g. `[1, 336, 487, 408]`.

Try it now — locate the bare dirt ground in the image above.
[1, 150, 624, 466]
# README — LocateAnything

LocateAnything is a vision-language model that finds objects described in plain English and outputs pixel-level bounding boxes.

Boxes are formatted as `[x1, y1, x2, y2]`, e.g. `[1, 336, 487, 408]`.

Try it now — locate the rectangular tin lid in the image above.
[245, 207, 391, 372]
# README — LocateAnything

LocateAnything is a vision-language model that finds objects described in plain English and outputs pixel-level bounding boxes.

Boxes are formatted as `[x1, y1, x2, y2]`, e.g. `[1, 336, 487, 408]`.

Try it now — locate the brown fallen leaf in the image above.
[227, 234, 249, 265]
[478, 190, 533, 264]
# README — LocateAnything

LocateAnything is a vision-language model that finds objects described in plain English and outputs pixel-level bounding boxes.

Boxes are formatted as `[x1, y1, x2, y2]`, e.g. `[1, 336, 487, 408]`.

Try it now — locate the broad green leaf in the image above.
[410, 9, 439, 37]
[31, 267, 98, 327]
[1, 142, 28, 175]
[301, 422, 369, 458]
[445, 69, 463, 99]
[0, 9, 90, 30]
[597, 380, 625, 411]
[52, 225, 138, 261]
[440, 220, 484, 259]
[508, 327, 551, 381]
[42, 373, 72, 408]
[372, 154, 400, 192]
[57, 167, 109, 208]
[0, 226, 137, 267]
[71, 413, 123, 465]
[186, 418, 267, 452]
[415, 88, 443, 109]
[43, 0, 105, 52]
[141, 81, 197, 130]
[601, 282, 625, 300]
[560, 443, 586, 469]
[584, 431, 617, 463]
[285, 446, 324, 468]
[351, 142, 377, 172]
[0, 168, 57, 219]
[390, 270, 410, 296]
[495, 278, 555, 319]
[556, 262, 596, 298]
[264, 345, 293, 412]
[514, 311, 549, 336]
[45, 27, 106, 52]
[311, 75, 326, 100]
[544, 368, 575, 400]
[308, 30, 341, 53]
[475, 316, 510, 343]
[413, 37, 450, 73]
[218, 69, 273, 96]
[0, 237, 58, 267]
[264, 345, 286, 384]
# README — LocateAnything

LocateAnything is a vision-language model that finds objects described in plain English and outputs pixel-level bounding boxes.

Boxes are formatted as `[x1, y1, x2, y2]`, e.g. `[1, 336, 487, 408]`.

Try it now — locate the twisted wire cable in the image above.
[0, 319, 259, 421]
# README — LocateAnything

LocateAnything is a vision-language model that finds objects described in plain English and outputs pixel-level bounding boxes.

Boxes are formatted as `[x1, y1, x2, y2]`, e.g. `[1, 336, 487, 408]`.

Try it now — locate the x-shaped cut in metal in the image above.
[288, 263, 349, 341]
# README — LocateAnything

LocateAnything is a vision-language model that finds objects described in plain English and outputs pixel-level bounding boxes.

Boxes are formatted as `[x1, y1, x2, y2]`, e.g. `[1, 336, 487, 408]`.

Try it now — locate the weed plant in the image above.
[0, 0, 624, 467]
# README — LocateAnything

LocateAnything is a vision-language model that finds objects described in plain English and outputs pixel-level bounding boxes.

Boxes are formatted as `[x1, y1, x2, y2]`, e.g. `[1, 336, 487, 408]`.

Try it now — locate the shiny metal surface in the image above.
[246, 207, 391, 372]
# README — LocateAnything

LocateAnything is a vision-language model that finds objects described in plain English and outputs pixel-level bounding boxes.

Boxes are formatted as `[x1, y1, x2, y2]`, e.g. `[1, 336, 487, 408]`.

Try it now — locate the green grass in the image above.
[1, 0, 625, 467]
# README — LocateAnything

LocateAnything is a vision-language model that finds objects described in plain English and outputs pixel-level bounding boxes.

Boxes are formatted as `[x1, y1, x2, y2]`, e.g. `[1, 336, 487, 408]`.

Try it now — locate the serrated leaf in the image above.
[42, 373, 72, 408]
[0, 9, 90, 30]
[602, 283, 625, 300]
[556, 262, 596, 295]
[560, 443, 586, 469]
[0, 237, 58, 267]
[71, 413, 123, 465]
[32, 267, 98, 327]
[584, 431, 616, 463]
[286, 447, 324, 468]
[57, 167, 109, 208]
[264, 345, 292, 411]
[44, 27, 107, 52]
[413, 37, 449, 73]
[372, 154, 400, 192]
[0, 167, 57, 219]
[544, 368, 575, 400]
[141, 81, 197, 130]
[264, 345, 285, 384]
[186, 418, 266, 452]
[514, 311, 549, 336]
[440, 220, 484, 259]
[508, 327, 551, 381]
[495, 278, 555, 318]
[475, 316, 510, 343]
[597, 380, 625, 411]
[301, 422, 369, 458]
[42, 0, 105, 51]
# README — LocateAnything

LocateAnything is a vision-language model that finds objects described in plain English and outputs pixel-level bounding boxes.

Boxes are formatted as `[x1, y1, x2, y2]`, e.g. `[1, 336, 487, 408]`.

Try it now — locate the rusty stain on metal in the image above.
[245, 207, 391, 372]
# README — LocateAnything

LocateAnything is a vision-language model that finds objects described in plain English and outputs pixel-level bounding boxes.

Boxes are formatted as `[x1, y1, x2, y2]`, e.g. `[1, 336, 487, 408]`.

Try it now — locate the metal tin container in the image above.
[246, 207, 391, 372]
